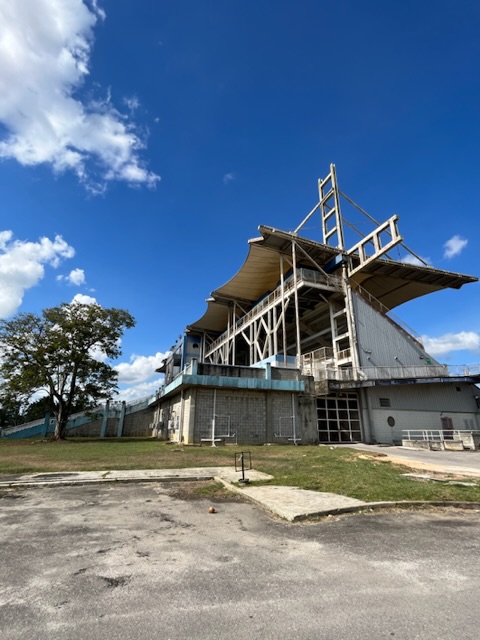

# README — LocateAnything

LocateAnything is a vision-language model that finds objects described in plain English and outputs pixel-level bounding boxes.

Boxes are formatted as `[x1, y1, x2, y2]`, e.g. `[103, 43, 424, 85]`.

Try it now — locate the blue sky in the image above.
[1, 0, 479, 399]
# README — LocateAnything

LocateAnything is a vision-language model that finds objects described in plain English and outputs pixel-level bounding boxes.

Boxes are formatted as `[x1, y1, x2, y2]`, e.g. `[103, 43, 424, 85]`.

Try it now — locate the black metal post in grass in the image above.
[235, 451, 252, 484]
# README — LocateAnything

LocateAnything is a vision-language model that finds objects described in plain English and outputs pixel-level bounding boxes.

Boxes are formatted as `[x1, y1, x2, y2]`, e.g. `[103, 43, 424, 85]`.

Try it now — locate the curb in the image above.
[0, 475, 217, 489]
[215, 477, 480, 521]
[286, 500, 480, 522]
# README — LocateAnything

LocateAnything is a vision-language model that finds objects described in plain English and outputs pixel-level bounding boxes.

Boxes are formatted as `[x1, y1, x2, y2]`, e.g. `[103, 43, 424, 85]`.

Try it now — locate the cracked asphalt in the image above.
[2, 482, 480, 640]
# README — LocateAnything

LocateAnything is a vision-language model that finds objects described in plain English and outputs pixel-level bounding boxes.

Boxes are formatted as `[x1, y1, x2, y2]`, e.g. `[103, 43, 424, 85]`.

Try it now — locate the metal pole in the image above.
[232, 302, 236, 366]
[292, 240, 302, 369]
[280, 254, 287, 366]
[292, 393, 298, 446]
[211, 388, 217, 447]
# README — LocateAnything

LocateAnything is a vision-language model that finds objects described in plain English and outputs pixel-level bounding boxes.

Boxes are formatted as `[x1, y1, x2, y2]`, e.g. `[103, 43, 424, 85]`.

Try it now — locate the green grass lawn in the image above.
[1, 438, 480, 504]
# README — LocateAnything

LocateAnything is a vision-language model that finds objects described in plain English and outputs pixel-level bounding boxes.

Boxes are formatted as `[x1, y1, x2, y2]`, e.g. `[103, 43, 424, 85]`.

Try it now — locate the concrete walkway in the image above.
[2, 445, 480, 522]
[0, 466, 380, 521]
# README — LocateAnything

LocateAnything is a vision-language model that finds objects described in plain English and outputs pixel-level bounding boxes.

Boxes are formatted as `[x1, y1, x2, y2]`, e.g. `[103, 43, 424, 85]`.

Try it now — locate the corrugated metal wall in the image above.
[353, 293, 437, 367]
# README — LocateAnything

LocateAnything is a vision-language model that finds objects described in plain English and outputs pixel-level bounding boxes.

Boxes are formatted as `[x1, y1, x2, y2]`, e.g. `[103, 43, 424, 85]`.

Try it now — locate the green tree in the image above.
[0, 302, 135, 439]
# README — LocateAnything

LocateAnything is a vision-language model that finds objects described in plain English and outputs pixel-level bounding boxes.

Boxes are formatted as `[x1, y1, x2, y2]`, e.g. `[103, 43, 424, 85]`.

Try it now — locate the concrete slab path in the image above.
[0, 467, 375, 521]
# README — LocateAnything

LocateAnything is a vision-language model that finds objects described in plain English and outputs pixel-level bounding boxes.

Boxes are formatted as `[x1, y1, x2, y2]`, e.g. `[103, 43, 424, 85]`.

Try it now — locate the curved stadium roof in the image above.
[187, 226, 477, 334]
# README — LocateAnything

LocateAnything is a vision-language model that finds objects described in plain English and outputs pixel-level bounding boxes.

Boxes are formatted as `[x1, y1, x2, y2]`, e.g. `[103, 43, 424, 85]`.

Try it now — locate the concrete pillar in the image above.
[42, 413, 50, 438]
[117, 401, 126, 438]
[184, 389, 196, 444]
[100, 400, 109, 438]
[359, 389, 372, 443]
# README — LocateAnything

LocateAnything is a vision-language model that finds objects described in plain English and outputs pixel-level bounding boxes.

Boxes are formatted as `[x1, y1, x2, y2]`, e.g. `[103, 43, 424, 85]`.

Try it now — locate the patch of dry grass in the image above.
[2, 439, 480, 503]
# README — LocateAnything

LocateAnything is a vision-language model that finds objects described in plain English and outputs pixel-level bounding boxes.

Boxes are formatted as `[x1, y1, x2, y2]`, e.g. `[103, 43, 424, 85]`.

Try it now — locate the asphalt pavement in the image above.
[335, 443, 480, 477]
[2, 482, 480, 640]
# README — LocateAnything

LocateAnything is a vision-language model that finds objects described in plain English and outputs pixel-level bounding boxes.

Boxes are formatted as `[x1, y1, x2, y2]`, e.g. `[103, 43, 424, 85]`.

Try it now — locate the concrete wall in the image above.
[365, 382, 480, 443]
[67, 407, 154, 438]
[157, 385, 318, 445]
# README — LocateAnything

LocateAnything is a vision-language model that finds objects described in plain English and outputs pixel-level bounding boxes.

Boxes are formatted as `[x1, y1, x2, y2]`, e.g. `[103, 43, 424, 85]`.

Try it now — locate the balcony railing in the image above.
[302, 360, 480, 382]
[205, 269, 343, 357]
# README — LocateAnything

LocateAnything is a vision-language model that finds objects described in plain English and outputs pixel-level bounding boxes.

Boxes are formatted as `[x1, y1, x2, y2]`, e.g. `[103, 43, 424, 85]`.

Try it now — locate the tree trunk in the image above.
[53, 404, 68, 440]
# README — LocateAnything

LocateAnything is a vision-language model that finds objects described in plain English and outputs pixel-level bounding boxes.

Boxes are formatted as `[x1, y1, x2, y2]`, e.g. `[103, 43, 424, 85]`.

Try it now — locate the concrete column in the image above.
[116, 401, 126, 438]
[42, 413, 50, 438]
[359, 389, 372, 443]
[100, 400, 109, 438]
[184, 389, 196, 444]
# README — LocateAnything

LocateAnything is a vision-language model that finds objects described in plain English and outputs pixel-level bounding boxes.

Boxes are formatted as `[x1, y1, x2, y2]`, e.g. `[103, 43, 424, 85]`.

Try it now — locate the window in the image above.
[379, 397, 391, 408]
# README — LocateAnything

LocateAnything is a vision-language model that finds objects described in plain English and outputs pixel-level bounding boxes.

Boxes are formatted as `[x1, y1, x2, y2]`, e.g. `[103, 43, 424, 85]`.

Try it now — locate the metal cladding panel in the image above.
[187, 300, 229, 333]
[212, 242, 287, 302]
[366, 383, 480, 443]
[352, 293, 436, 367]
[351, 262, 477, 310]
[367, 383, 479, 412]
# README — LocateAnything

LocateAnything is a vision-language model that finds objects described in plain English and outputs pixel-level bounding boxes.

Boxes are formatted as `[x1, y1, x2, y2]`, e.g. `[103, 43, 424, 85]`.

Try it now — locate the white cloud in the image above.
[421, 331, 480, 357]
[443, 235, 468, 259]
[116, 378, 162, 402]
[0, 0, 159, 191]
[0, 230, 75, 317]
[400, 254, 430, 266]
[123, 96, 140, 113]
[71, 293, 96, 305]
[67, 268, 85, 285]
[58, 268, 86, 285]
[223, 172, 236, 184]
[115, 351, 169, 385]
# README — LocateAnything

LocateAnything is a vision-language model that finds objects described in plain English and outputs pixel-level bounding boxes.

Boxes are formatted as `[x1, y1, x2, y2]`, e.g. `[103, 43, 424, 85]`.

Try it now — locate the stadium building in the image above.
[152, 166, 480, 446]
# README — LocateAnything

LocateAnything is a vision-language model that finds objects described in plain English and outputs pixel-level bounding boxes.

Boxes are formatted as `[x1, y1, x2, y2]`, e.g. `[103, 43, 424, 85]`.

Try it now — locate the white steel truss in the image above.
[203, 165, 413, 377]
[204, 264, 343, 366]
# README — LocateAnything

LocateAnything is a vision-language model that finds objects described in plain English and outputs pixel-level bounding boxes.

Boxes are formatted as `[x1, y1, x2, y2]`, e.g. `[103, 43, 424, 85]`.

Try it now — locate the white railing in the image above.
[301, 360, 478, 382]
[446, 363, 480, 377]
[205, 269, 343, 357]
[403, 429, 480, 442]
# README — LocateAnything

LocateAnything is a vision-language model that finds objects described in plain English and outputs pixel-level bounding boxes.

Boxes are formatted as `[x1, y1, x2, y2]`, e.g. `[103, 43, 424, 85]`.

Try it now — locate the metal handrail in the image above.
[205, 269, 343, 356]
[302, 358, 480, 381]
[402, 429, 480, 442]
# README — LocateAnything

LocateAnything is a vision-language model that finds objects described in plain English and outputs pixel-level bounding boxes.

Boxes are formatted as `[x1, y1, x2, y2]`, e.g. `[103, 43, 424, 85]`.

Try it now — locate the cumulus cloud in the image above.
[421, 331, 480, 357]
[71, 293, 96, 305]
[114, 351, 169, 385]
[58, 268, 86, 285]
[223, 172, 236, 185]
[0, 0, 159, 192]
[443, 235, 468, 259]
[400, 254, 430, 266]
[67, 268, 85, 285]
[0, 230, 75, 317]
[116, 378, 161, 402]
